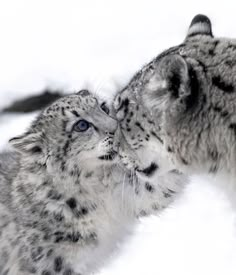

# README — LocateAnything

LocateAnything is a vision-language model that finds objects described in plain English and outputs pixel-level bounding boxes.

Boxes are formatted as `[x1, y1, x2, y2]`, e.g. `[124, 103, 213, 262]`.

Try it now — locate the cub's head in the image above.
[114, 14, 233, 176]
[10, 90, 118, 176]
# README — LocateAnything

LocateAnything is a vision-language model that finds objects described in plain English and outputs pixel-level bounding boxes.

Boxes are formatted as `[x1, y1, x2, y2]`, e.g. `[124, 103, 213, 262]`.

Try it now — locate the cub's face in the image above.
[10, 90, 119, 175]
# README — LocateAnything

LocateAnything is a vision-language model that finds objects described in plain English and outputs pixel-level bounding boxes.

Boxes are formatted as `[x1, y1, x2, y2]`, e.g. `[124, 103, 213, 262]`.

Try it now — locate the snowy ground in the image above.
[1, 1, 236, 274]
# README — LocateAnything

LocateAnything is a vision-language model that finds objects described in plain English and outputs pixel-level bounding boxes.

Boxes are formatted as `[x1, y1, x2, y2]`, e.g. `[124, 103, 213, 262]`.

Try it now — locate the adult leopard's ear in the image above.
[143, 54, 199, 113]
[186, 14, 213, 39]
[9, 131, 44, 155]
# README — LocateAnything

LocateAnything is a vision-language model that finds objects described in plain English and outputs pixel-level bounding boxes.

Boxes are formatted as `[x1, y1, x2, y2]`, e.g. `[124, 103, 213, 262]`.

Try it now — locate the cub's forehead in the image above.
[44, 91, 98, 116]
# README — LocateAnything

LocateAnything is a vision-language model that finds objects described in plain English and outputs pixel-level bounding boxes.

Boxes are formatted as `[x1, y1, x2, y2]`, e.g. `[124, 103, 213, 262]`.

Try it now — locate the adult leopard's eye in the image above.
[100, 102, 110, 115]
[73, 120, 90, 132]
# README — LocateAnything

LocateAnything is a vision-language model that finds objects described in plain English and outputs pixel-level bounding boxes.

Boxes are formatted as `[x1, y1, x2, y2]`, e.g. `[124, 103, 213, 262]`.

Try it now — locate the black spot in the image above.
[66, 197, 77, 209]
[180, 157, 188, 165]
[61, 107, 65, 116]
[229, 123, 236, 135]
[89, 232, 97, 241]
[117, 98, 129, 112]
[54, 212, 64, 222]
[100, 102, 110, 115]
[168, 189, 176, 194]
[147, 120, 154, 125]
[60, 161, 66, 172]
[46, 249, 54, 257]
[163, 191, 172, 198]
[42, 271, 52, 275]
[208, 150, 218, 161]
[208, 49, 214, 56]
[212, 76, 234, 93]
[139, 210, 147, 216]
[139, 162, 158, 177]
[150, 131, 163, 144]
[212, 106, 228, 118]
[63, 140, 70, 156]
[31, 146, 42, 153]
[85, 171, 93, 178]
[40, 210, 49, 218]
[135, 122, 145, 132]
[75, 207, 89, 218]
[54, 231, 64, 243]
[81, 207, 89, 215]
[145, 182, 155, 193]
[71, 110, 79, 117]
[209, 164, 218, 173]
[47, 190, 62, 200]
[54, 257, 63, 272]
[31, 246, 44, 262]
[42, 180, 50, 186]
[167, 146, 173, 152]
[66, 232, 82, 243]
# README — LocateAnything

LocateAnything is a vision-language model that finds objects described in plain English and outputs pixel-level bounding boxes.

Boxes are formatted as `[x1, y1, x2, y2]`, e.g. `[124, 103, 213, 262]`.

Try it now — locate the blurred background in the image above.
[1, 0, 236, 274]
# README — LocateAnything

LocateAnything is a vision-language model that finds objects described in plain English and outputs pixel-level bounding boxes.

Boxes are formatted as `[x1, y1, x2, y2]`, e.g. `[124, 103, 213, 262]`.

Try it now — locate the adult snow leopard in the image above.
[0, 90, 185, 275]
[114, 14, 236, 206]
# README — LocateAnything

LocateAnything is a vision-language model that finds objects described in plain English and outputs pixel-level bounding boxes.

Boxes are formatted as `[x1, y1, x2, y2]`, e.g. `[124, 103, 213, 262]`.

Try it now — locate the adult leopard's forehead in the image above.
[115, 45, 182, 99]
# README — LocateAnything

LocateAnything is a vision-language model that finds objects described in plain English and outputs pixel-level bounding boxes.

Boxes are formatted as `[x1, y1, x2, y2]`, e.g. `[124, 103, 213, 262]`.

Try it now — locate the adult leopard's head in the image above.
[114, 14, 234, 176]
[113, 68, 173, 178]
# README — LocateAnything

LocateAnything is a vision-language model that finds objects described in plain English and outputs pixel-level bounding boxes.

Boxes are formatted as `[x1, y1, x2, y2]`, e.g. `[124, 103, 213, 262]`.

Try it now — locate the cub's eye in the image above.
[100, 102, 110, 115]
[73, 120, 90, 132]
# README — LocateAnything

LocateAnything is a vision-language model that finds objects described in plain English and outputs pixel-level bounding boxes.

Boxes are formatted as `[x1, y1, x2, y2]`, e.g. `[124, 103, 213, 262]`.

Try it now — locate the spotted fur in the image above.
[114, 14, 236, 209]
[0, 90, 186, 275]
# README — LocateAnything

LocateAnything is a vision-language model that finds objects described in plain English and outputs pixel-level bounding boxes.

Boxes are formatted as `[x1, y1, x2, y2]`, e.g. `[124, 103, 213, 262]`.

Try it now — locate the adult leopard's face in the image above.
[113, 77, 173, 178]
[10, 90, 119, 176]
[116, 14, 236, 176]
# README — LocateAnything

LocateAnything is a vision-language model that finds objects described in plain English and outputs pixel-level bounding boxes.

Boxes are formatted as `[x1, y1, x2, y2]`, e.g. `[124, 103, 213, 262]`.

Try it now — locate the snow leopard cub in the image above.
[0, 90, 185, 275]
[115, 14, 236, 206]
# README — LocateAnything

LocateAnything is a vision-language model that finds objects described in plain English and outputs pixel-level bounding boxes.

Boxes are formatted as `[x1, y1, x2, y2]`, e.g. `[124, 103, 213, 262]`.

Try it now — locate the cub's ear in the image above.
[76, 90, 90, 97]
[186, 14, 213, 39]
[9, 131, 44, 155]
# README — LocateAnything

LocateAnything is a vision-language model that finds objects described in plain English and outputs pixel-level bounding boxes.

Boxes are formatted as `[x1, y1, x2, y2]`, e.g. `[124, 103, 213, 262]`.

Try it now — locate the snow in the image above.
[0, 0, 236, 274]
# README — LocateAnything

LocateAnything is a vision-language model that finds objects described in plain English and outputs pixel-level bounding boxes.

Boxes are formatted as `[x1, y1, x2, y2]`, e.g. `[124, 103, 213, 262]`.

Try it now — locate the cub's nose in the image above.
[93, 110, 118, 134]
[105, 118, 118, 135]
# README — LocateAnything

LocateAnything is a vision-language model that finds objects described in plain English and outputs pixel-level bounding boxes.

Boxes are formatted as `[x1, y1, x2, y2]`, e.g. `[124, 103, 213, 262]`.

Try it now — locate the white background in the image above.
[0, 1, 236, 274]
